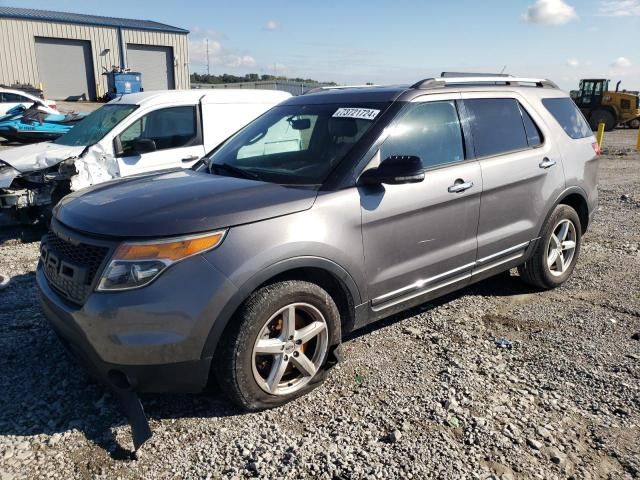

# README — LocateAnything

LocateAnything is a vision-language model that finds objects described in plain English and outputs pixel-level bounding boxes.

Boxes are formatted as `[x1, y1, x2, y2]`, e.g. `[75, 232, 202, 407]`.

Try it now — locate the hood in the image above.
[54, 170, 318, 237]
[0, 142, 85, 172]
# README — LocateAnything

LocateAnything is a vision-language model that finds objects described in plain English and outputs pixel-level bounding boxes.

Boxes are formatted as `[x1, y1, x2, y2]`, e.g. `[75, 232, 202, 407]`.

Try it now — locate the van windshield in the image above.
[54, 104, 138, 147]
[207, 103, 386, 185]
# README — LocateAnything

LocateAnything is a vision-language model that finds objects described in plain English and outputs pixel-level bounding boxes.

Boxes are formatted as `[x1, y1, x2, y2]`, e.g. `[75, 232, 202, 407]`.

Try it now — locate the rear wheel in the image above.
[589, 109, 616, 131]
[518, 205, 582, 289]
[629, 118, 640, 129]
[215, 280, 340, 411]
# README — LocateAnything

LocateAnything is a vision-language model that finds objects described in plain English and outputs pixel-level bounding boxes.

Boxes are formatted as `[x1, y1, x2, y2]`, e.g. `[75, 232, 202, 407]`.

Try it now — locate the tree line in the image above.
[190, 73, 336, 85]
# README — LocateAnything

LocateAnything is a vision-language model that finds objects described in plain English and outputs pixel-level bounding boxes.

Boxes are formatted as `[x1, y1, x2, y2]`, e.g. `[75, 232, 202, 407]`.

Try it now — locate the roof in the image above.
[285, 76, 564, 105]
[0, 6, 188, 34]
[286, 85, 410, 105]
[106, 89, 292, 107]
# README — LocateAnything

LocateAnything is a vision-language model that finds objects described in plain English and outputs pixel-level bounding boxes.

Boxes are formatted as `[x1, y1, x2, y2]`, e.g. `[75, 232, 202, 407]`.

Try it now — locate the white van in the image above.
[0, 89, 290, 222]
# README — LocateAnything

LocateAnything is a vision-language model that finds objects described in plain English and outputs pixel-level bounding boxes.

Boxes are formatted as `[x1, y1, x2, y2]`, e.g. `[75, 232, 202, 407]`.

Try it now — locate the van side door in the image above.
[113, 105, 205, 177]
[460, 93, 566, 277]
[360, 95, 482, 316]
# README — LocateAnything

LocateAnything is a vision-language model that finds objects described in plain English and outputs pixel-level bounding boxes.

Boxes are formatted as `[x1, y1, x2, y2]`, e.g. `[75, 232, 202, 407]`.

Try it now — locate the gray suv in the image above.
[37, 76, 599, 446]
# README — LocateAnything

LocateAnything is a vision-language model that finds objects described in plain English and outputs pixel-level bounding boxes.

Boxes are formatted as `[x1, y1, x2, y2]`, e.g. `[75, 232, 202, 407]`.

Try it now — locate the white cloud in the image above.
[189, 29, 256, 69]
[610, 57, 633, 68]
[598, 0, 640, 16]
[265, 20, 280, 31]
[566, 58, 580, 67]
[523, 0, 578, 24]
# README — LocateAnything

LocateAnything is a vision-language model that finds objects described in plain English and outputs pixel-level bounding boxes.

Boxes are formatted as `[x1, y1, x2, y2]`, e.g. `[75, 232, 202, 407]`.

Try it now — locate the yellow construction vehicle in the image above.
[572, 79, 640, 131]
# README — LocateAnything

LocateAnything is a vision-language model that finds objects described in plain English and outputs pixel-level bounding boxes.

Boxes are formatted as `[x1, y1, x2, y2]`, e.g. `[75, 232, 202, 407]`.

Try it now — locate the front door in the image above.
[115, 105, 204, 177]
[360, 96, 482, 313]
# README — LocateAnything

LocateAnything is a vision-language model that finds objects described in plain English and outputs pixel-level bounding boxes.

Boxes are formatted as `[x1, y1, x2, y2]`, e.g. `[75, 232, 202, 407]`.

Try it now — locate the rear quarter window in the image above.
[542, 98, 592, 139]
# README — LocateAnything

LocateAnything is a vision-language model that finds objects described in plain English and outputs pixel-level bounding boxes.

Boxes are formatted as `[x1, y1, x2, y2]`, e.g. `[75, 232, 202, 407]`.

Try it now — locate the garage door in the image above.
[126, 44, 175, 91]
[34, 38, 96, 101]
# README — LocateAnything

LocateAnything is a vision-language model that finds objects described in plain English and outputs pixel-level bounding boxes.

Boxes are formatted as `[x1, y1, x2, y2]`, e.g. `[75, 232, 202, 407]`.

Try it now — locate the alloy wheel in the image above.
[546, 219, 577, 277]
[251, 302, 328, 396]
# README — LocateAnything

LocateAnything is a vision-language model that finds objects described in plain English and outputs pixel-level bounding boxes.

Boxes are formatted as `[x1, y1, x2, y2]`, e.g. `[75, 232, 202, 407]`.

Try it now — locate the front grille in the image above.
[41, 230, 110, 305]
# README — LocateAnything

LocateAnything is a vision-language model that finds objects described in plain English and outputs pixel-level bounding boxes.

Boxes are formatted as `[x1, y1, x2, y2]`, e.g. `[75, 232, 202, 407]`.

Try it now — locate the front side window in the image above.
[542, 98, 593, 139]
[465, 98, 529, 158]
[54, 104, 138, 146]
[380, 101, 464, 169]
[117, 106, 197, 155]
[208, 103, 386, 185]
[2, 93, 28, 103]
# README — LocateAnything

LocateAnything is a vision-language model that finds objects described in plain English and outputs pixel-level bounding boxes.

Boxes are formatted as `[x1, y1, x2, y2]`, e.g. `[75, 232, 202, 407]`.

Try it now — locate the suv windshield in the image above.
[208, 103, 387, 185]
[54, 104, 137, 147]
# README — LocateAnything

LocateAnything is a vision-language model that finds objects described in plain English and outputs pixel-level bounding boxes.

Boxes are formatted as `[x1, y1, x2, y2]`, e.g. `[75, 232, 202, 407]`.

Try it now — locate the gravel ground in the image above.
[0, 130, 639, 480]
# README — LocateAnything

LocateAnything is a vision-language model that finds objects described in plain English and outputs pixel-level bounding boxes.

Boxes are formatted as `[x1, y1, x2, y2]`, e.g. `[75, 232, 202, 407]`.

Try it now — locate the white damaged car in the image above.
[0, 89, 291, 223]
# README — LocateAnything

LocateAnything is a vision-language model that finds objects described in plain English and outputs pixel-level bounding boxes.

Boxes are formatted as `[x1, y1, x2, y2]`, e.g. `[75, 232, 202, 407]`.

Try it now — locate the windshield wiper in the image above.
[210, 162, 262, 181]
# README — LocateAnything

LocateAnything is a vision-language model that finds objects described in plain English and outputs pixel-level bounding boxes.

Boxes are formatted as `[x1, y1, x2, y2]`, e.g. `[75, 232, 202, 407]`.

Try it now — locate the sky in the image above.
[2, 0, 640, 91]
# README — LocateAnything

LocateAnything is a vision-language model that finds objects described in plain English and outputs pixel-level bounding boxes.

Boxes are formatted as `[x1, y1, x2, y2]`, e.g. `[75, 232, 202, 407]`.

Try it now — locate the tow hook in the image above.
[106, 379, 152, 457]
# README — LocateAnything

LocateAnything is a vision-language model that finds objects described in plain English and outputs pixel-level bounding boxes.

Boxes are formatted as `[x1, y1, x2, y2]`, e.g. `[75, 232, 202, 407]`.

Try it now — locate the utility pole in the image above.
[206, 39, 210, 75]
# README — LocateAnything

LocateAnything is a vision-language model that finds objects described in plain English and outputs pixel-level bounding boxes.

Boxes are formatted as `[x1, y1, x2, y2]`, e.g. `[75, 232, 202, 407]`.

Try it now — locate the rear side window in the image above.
[464, 98, 529, 157]
[381, 100, 465, 170]
[542, 98, 592, 139]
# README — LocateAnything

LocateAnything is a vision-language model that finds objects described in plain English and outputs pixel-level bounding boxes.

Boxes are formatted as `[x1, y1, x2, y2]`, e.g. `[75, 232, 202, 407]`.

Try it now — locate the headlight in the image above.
[97, 230, 226, 291]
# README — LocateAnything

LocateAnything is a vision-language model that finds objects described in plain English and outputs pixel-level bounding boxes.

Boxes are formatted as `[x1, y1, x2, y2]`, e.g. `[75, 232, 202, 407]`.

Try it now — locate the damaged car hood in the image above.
[54, 170, 318, 237]
[0, 142, 85, 173]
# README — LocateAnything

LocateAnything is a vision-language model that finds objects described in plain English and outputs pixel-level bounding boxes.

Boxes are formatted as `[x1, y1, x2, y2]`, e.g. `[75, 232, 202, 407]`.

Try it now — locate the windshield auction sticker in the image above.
[332, 108, 380, 121]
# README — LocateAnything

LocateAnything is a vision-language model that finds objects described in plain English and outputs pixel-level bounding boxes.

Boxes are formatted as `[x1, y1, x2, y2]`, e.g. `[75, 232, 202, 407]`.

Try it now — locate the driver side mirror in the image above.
[113, 137, 157, 157]
[358, 155, 425, 186]
[132, 138, 157, 154]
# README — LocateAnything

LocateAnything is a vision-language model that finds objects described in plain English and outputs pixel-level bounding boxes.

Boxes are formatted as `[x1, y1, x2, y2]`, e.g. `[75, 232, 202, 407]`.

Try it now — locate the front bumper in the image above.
[36, 250, 238, 394]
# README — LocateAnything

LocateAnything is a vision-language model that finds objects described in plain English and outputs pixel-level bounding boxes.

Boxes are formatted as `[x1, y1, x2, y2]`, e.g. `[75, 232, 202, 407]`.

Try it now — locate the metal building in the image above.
[0, 7, 190, 101]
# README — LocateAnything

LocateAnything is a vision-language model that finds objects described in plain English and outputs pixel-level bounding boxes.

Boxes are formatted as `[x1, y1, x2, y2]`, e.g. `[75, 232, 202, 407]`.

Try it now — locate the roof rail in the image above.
[305, 84, 381, 95]
[411, 76, 558, 90]
[440, 72, 512, 78]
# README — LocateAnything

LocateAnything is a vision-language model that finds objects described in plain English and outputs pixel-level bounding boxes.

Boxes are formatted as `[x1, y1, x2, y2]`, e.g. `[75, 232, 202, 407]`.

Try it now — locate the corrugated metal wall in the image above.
[0, 18, 189, 99]
[122, 29, 189, 91]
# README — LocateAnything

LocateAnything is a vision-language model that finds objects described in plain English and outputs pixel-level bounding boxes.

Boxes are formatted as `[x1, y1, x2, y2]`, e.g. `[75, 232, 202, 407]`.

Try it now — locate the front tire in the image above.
[518, 205, 582, 289]
[215, 280, 340, 411]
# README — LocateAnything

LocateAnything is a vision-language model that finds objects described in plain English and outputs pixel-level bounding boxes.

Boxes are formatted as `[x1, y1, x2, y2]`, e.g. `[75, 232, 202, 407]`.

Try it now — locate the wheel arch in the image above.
[200, 257, 361, 362]
[556, 188, 590, 234]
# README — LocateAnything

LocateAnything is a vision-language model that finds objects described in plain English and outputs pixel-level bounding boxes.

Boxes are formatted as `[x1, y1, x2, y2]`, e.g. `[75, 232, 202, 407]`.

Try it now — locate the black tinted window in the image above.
[381, 101, 464, 169]
[2, 93, 27, 103]
[542, 98, 592, 139]
[519, 104, 543, 147]
[119, 106, 197, 153]
[465, 98, 528, 157]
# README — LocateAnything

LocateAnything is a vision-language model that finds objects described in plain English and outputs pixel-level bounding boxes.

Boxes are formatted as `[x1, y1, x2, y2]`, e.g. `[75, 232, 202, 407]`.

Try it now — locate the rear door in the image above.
[114, 105, 205, 177]
[360, 94, 482, 312]
[461, 93, 565, 271]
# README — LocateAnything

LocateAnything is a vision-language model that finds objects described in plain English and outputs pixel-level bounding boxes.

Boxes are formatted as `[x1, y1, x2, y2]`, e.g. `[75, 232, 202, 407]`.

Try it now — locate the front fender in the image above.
[199, 255, 361, 361]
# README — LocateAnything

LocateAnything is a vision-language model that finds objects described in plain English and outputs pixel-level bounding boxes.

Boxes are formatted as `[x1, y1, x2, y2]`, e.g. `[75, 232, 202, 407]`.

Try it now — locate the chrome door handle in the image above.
[448, 180, 474, 193]
[182, 155, 200, 163]
[539, 158, 556, 169]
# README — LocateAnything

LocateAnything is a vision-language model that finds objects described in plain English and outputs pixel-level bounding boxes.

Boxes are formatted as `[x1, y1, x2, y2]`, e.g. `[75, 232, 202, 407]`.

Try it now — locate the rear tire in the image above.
[215, 280, 340, 411]
[629, 118, 640, 129]
[518, 205, 582, 290]
[589, 109, 616, 131]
